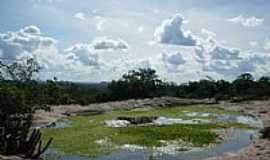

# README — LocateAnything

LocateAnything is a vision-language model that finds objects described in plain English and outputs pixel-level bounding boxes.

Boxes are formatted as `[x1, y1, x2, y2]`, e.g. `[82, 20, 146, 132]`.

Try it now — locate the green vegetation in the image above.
[0, 58, 52, 158]
[42, 105, 251, 157]
[1, 67, 270, 106]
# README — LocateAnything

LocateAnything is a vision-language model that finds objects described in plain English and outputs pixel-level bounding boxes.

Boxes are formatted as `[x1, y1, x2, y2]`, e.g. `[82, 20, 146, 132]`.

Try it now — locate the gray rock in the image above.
[260, 120, 270, 139]
[260, 127, 270, 139]
[117, 116, 158, 124]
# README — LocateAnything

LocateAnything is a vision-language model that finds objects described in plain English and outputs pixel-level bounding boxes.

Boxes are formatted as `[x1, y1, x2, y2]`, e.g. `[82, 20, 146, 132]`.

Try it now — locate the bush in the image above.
[0, 58, 52, 158]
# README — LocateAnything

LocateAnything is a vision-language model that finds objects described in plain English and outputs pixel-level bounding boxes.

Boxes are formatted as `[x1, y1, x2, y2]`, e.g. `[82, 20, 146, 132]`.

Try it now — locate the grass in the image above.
[42, 104, 250, 157]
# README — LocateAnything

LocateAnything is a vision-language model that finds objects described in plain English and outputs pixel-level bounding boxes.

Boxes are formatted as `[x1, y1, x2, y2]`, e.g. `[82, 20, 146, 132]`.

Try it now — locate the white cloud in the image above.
[0, 25, 57, 60]
[211, 46, 241, 60]
[161, 52, 186, 72]
[64, 43, 100, 67]
[264, 38, 270, 51]
[74, 12, 86, 21]
[195, 30, 270, 78]
[96, 17, 107, 31]
[228, 15, 264, 27]
[22, 25, 41, 34]
[201, 28, 216, 39]
[154, 13, 196, 46]
[0, 26, 129, 79]
[153, 14, 269, 80]
[74, 12, 107, 31]
[92, 37, 129, 50]
[0, 26, 105, 81]
[198, 46, 243, 75]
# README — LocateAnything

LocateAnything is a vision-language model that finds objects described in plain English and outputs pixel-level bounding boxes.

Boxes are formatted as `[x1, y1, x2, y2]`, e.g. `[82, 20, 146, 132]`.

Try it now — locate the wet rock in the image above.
[153, 117, 211, 125]
[117, 116, 158, 124]
[33, 119, 71, 129]
[185, 112, 217, 117]
[217, 115, 263, 128]
[72, 110, 103, 116]
[260, 127, 270, 139]
[259, 110, 268, 114]
[0, 155, 26, 160]
[105, 120, 130, 127]
[260, 120, 270, 139]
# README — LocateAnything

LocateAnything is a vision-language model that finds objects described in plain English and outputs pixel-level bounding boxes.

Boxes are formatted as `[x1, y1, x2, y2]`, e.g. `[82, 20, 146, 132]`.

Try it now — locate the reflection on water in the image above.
[43, 129, 257, 160]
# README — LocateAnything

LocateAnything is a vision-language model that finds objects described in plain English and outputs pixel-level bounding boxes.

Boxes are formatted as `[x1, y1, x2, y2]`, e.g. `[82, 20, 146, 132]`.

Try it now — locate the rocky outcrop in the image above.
[207, 100, 270, 160]
[0, 155, 26, 160]
[261, 120, 270, 139]
[34, 97, 216, 125]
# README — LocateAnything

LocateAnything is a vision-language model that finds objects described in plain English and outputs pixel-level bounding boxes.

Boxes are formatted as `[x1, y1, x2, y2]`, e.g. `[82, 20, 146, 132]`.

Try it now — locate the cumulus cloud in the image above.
[228, 15, 264, 27]
[154, 13, 196, 46]
[0, 26, 105, 81]
[74, 12, 86, 21]
[0, 25, 57, 60]
[195, 29, 270, 78]
[161, 52, 186, 72]
[92, 37, 129, 50]
[74, 12, 107, 31]
[201, 28, 216, 40]
[95, 17, 107, 31]
[211, 46, 242, 61]
[64, 43, 100, 67]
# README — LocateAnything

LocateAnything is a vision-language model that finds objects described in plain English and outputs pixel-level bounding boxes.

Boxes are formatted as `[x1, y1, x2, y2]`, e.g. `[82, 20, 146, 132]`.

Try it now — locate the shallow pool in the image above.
[43, 129, 257, 160]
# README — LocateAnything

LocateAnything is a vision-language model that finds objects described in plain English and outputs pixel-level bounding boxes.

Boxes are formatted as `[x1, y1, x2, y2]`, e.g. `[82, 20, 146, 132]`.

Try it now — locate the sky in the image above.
[0, 0, 270, 83]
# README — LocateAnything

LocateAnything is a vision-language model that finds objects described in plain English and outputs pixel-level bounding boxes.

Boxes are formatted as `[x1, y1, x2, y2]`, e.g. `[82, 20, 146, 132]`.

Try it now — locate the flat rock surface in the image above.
[34, 97, 215, 124]
[207, 100, 270, 160]
[0, 155, 26, 160]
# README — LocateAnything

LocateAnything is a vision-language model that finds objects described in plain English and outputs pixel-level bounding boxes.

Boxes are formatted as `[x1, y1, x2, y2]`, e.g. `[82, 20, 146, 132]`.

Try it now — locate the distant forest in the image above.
[2, 70, 270, 105]
[1, 59, 270, 106]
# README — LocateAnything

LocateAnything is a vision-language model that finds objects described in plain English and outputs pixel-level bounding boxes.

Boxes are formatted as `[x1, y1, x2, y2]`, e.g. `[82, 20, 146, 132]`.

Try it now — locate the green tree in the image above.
[256, 76, 270, 97]
[0, 58, 52, 158]
[108, 68, 163, 100]
[232, 73, 255, 96]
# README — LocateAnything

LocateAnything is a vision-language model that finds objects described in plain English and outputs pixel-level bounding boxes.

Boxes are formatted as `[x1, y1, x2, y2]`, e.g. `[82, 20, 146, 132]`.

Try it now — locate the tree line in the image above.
[104, 69, 270, 102]
[1, 59, 270, 106]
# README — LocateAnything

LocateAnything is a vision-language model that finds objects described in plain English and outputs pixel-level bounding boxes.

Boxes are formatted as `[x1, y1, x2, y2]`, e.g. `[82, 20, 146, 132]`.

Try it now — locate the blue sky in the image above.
[0, 0, 270, 82]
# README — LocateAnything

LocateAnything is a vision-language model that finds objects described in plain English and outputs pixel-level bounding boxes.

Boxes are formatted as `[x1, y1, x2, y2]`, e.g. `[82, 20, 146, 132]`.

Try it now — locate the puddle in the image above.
[43, 129, 257, 160]
[153, 117, 211, 125]
[185, 112, 263, 128]
[217, 115, 263, 128]
[105, 116, 211, 127]
[185, 112, 217, 117]
[42, 113, 262, 160]
[32, 119, 71, 129]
